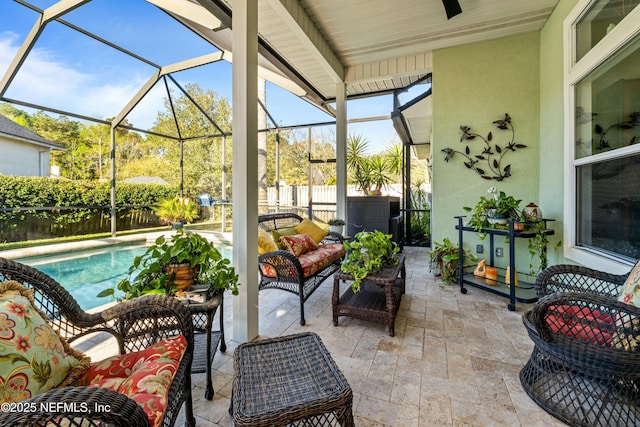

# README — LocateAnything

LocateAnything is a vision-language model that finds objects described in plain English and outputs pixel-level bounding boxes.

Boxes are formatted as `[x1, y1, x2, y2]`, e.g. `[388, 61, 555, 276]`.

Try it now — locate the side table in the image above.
[333, 254, 405, 336]
[186, 289, 226, 400]
[230, 332, 354, 426]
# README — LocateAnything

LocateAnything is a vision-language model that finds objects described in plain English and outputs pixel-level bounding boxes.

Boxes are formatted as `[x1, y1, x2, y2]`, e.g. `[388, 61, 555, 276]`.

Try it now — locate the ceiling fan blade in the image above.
[442, 0, 462, 19]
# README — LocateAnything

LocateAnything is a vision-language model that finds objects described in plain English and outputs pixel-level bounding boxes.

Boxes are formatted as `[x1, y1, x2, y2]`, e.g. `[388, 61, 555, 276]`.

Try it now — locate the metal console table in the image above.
[455, 216, 554, 311]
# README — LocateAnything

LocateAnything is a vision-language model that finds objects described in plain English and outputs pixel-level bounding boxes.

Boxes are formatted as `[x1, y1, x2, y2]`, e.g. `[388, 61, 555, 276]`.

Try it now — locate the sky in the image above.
[0, 0, 401, 154]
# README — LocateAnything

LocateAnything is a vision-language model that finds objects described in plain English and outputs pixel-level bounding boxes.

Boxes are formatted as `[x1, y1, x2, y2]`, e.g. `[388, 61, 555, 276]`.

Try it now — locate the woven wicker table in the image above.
[230, 332, 354, 427]
[333, 254, 405, 336]
[186, 289, 225, 400]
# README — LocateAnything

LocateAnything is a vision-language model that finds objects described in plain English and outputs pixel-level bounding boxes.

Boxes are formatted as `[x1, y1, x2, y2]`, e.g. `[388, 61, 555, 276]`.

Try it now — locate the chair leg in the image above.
[184, 382, 196, 427]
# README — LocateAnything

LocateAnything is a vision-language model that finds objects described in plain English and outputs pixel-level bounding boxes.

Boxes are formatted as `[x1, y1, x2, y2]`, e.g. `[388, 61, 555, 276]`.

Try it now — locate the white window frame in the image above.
[563, 0, 640, 273]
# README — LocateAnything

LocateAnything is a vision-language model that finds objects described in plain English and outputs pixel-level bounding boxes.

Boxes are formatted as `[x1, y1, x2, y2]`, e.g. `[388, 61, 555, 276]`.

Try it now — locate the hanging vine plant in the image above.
[441, 113, 526, 181]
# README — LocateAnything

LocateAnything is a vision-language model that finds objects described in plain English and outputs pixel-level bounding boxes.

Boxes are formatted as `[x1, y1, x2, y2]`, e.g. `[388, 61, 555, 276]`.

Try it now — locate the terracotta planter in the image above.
[485, 266, 498, 285]
[165, 263, 198, 291]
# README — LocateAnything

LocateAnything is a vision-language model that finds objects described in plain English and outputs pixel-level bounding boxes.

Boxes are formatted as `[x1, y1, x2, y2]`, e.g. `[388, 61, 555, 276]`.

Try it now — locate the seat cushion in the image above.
[294, 218, 329, 244]
[618, 260, 640, 307]
[545, 304, 615, 346]
[260, 243, 345, 279]
[0, 281, 90, 404]
[78, 334, 187, 427]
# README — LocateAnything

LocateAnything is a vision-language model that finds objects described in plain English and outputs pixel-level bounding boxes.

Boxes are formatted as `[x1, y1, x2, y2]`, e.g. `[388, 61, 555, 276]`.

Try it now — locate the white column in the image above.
[335, 83, 348, 224]
[232, 0, 259, 343]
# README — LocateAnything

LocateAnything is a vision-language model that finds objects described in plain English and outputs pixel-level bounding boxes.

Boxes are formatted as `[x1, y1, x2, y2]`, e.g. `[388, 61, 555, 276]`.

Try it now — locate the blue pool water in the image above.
[15, 240, 232, 311]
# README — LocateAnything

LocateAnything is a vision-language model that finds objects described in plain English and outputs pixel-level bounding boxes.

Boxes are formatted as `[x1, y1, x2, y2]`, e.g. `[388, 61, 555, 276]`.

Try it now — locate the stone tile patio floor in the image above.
[85, 246, 566, 426]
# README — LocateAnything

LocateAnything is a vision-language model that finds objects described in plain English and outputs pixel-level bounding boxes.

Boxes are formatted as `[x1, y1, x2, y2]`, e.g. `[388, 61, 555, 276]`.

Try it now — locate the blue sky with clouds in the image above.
[0, 0, 399, 154]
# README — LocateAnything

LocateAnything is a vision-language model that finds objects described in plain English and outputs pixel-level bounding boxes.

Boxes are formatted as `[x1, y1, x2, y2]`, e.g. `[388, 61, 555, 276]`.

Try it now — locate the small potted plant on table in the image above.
[328, 218, 346, 234]
[340, 230, 400, 292]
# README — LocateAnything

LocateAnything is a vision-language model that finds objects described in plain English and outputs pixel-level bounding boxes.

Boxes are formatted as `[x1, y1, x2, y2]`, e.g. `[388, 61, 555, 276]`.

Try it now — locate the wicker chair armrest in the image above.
[99, 294, 194, 355]
[258, 250, 304, 281]
[0, 386, 150, 427]
[535, 264, 628, 298]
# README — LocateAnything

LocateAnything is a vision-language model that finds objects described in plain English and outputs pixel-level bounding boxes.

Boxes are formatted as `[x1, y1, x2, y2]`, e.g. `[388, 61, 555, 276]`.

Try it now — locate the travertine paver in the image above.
[83, 247, 567, 427]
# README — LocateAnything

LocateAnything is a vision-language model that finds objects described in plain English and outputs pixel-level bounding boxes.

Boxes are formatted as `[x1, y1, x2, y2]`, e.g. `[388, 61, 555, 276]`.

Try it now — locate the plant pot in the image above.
[485, 209, 508, 225]
[329, 225, 344, 234]
[165, 263, 197, 291]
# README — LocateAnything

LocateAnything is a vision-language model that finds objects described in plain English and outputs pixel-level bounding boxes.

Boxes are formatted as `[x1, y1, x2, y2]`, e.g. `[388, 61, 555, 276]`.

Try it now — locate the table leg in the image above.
[386, 283, 395, 337]
[204, 310, 214, 400]
[219, 292, 226, 353]
[332, 277, 340, 326]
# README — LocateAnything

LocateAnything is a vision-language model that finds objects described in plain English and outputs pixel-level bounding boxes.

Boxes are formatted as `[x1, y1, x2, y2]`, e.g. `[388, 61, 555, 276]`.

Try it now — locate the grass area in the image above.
[0, 220, 232, 251]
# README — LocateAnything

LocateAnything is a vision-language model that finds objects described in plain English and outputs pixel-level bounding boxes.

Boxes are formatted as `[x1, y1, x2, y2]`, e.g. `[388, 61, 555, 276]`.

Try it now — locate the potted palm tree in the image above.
[154, 196, 199, 229]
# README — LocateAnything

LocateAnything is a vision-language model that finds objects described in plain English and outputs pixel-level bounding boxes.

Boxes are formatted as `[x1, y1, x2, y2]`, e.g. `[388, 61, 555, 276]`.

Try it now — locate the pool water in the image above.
[15, 241, 232, 311]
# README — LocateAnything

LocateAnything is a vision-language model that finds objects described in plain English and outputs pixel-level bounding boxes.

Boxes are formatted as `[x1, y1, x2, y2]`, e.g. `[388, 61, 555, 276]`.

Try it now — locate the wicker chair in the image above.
[258, 213, 345, 326]
[519, 264, 640, 426]
[0, 257, 195, 427]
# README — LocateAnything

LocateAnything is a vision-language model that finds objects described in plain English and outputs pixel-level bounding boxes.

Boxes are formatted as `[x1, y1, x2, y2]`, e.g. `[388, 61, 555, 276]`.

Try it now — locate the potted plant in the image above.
[429, 238, 477, 285]
[98, 228, 239, 300]
[340, 230, 400, 292]
[328, 218, 345, 234]
[464, 187, 522, 230]
[154, 196, 199, 229]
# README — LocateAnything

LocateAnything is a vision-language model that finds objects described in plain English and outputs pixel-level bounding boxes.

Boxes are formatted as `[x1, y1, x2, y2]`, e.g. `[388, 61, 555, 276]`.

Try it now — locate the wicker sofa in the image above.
[0, 257, 195, 427]
[519, 263, 640, 427]
[258, 213, 345, 326]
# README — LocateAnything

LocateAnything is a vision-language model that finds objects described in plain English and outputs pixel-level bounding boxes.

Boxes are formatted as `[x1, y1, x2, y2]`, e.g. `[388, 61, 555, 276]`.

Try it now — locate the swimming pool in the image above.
[15, 239, 232, 311]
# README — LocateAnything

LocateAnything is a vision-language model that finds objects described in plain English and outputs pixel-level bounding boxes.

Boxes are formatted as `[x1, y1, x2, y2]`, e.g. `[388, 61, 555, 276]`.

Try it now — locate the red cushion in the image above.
[545, 305, 614, 346]
[78, 335, 187, 427]
[260, 243, 345, 278]
[280, 233, 318, 257]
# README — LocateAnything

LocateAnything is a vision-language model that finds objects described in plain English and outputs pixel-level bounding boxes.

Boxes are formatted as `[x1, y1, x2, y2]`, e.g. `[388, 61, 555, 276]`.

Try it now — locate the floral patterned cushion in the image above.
[618, 260, 640, 307]
[280, 233, 318, 257]
[0, 281, 90, 404]
[78, 334, 187, 427]
[260, 243, 345, 278]
[271, 227, 297, 249]
[613, 260, 640, 351]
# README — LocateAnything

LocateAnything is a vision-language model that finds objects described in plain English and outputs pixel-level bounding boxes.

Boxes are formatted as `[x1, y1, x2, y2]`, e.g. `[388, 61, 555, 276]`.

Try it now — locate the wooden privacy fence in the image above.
[265, 184, 405, 223]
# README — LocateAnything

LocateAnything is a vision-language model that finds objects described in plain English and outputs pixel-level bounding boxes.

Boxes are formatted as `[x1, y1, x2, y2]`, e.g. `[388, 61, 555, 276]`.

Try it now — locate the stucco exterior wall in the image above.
[0, 138, 50, 177]
[432, 32, 542, 273]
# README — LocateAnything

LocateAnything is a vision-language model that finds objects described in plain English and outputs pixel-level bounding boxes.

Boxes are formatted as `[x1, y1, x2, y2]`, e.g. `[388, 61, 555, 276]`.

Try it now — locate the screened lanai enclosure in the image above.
[0, 0, 433, 245]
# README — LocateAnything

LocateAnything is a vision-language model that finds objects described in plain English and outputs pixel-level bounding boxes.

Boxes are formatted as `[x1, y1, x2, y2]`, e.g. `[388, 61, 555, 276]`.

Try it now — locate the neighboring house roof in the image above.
[0, 114, 64, 150]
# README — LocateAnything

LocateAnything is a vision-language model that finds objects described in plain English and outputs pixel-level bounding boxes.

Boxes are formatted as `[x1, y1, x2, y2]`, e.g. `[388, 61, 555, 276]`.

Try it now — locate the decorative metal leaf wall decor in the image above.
[441, 113, 526, 181]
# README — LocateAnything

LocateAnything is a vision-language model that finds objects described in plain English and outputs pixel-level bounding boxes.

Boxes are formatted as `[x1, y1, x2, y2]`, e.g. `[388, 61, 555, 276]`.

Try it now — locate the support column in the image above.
[335, 83, 347, 225]
[110, 125, 117, 237]
[232, 0, 259, 343]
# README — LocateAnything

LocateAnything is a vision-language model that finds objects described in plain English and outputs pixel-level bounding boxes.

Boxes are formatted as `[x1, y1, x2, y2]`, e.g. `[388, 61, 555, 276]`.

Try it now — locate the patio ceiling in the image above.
[189, 0, 560, 145]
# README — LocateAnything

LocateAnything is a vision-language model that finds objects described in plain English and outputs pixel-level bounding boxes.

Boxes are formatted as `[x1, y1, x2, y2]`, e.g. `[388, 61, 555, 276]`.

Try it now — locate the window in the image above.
[566, 0, 640, 269]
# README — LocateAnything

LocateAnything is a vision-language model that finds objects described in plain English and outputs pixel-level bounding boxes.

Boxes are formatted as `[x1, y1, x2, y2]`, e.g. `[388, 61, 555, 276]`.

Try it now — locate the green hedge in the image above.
[0, 176, 180, 242]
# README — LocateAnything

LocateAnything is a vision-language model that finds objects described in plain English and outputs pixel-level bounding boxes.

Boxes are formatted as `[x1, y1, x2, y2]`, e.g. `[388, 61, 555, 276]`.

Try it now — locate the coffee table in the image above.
[333, 254, 405, 336]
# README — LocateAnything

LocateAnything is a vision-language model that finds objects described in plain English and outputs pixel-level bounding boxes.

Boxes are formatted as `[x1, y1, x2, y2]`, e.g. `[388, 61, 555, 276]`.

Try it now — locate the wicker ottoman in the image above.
[230, 332, 354, 426]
